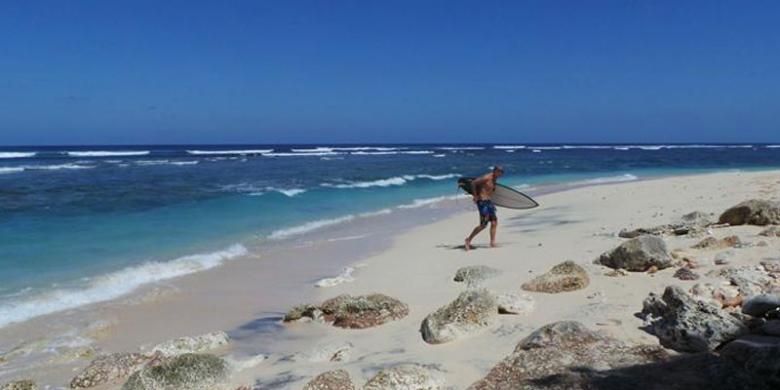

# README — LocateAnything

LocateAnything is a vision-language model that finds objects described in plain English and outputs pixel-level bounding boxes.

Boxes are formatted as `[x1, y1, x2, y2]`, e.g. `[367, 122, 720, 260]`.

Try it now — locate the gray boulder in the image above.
[453, 265, 501, 287]
[640, 286, 748, 352]
[719, 199, 780, 226]
[284, 294, 409, 329]
[70, 353, 153, 389]
[303, 370, 356, 390]
[122, 353, 228, 390]
[742, 294, 780, 318]
[680, 211, 714, 227]
[596, 235, 673, 272]
[420, 289, 497, 344]
[521, 261, 589, 293]
[148, 331, 229, 357]
[709, 266, 775, 297]
[692, 236, 741, 250]
[673, 268, 700, 281]
[1, 380, 37, 390]
[468, 321, 668, 389]
[364, 364, 444, 390]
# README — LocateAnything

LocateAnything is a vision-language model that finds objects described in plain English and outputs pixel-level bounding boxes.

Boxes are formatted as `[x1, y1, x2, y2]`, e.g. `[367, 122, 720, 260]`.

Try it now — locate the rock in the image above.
[70, 353, 153, 389]
[0, 380, 37, 390]
[680, 211, 714, 227]
[719, 199, 780, 226]
[285, 294, 409, 329]
[303, 370, 356, 390]
[618, 225, 671, 238]
[640, 286, 748, 352]
[364, 364, 444, 390]
[122, 354, 228, 390]
[742, 294, 780, 318]
[674, 268, 700, 280]
[420, 289, 497, 344]
[495, 292, 534, 315]
[521, 261, 589, 293]
[453, 265, 501, 286]
[693, 236, 741, 250]
[148, 331, 230, 357]
[468, 321, 668, 389]
[719, 335, 780, 388]
[759, 320, 780, 337]
[604, 268, 629, 277]
[595, 235, 673, 272]
[714, 251, 734, 265]
[759, 226, 780, 237]
[709, 266, 775, 297]
[290, 342, 353, 362]
[761, 258, 780, 273]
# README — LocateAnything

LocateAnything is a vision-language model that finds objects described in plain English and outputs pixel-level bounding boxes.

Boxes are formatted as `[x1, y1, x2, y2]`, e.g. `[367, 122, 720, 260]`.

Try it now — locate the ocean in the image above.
[1, 143, 779, 328]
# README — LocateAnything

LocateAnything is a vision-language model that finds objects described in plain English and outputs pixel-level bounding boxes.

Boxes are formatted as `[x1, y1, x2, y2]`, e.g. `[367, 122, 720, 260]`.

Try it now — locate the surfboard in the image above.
[457, 177, 539, 209]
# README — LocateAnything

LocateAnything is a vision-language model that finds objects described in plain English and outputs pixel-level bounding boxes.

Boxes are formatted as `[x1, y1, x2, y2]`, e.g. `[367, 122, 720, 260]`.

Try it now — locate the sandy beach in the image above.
[2, 169, 780, 389]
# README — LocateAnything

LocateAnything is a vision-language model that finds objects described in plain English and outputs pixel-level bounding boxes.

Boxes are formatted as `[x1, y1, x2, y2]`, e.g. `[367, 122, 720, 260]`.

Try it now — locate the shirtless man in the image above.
[464, 166, 503, 251]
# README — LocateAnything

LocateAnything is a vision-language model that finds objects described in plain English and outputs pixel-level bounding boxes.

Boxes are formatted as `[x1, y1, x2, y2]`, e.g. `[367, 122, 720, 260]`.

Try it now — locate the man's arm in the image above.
[470, 173, 492, 200]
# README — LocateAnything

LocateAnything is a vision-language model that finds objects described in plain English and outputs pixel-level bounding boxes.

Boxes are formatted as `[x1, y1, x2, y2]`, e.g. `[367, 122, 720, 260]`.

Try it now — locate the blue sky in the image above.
[1, 1, 779, 145]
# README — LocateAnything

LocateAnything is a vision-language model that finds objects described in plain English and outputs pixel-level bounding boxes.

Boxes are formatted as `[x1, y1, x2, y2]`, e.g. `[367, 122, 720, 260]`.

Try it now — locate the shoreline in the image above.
[1, 168, 779, 386]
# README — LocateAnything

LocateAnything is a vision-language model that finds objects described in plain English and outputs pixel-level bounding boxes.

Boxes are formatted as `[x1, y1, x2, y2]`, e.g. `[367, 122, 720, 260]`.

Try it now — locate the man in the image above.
[465, 165, 503, 251]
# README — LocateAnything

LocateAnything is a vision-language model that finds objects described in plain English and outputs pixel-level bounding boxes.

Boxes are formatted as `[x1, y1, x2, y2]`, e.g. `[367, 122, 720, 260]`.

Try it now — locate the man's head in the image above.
[492, 165, 504, 177]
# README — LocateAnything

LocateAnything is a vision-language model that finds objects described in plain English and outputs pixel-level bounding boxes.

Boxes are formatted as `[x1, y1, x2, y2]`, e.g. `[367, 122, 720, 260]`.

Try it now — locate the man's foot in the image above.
[464, 238, 472, 251]
[490, 241, 497, 248]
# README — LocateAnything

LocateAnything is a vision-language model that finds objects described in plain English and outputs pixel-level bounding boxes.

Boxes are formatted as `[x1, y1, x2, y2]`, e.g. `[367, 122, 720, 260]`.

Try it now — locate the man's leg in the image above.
[489, 219, 498, 247]
[465, 223, 487, 251]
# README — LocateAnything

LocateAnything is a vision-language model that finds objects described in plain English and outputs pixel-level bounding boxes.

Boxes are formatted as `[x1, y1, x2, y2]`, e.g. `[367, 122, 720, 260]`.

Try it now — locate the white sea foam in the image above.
[0, 244, 248, 328]
[401, 150, 435, 155]
[23, 163, 95, 170]
[263, 152, 342, 157]
[0, 167, 25, 174]
[397, 195, 462, 209]
[269, 215, 356, 240]
[136, 160, 199, 166]
[578, 174, 639, 185]
[438, 146, 485, 150]
[532, 149, 542, 153]
[66, 151, 150, 157]
[323, 173, 458, 189]
[314, 267, 356, 288]
[268, 188, 306, 197]
[433, 154, 446, 158]
[493, 145, 526, 150]
[350, 151, 399, 155]
[767, 145, 780, 148]
[186, 149, 272, 155]
[358, 208, 393, 217]
[0, 152, 36, 158]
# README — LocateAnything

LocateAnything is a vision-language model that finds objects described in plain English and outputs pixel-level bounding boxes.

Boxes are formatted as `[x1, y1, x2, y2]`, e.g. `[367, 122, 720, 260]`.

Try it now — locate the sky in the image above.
[1, 0, 779, 145]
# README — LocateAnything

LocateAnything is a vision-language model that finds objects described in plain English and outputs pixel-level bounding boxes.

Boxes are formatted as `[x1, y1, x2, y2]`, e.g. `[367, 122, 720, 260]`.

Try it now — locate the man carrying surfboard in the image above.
[464, 166, 504, 251]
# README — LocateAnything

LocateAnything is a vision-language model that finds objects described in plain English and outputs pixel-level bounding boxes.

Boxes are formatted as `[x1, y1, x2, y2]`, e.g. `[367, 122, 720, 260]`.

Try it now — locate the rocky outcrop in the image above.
[70, 353, 153, 389]
[595, 235, 673, 272]
[303, 370, 356, 390]
[284, 294, 409, 329]
[680, 211, 714, 227]
[521, 261, 589, 293]
[495, 292, 534, 315]
[453, 265, 501, 287]
[364, 364, 444, 390]
[122, 354, 228, 390]
[618, 211, 712, 239]
[742, 294, 780, 318]
[673, 267, 700, 281]
[148, 331, 229, 357]
[640, 286, 748, 352]
[468, 321, 668, 389]
[719, 199, 780, 226]
[420, 289, 497, 344]
[692, 235, 741, 250]
[0, 380, 37, 390]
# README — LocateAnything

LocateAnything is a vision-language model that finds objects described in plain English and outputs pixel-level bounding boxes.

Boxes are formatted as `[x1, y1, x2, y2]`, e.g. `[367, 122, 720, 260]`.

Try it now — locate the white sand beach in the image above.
[2, 169, 780, 389]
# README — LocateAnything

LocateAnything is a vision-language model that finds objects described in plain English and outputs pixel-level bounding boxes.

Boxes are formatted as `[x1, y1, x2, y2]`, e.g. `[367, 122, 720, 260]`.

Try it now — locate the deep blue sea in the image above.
[1, 143, 779, 327]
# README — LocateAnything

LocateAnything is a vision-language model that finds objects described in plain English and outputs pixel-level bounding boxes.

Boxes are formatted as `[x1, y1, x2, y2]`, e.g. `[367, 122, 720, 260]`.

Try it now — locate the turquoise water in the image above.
[1, 143, 779, 326]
